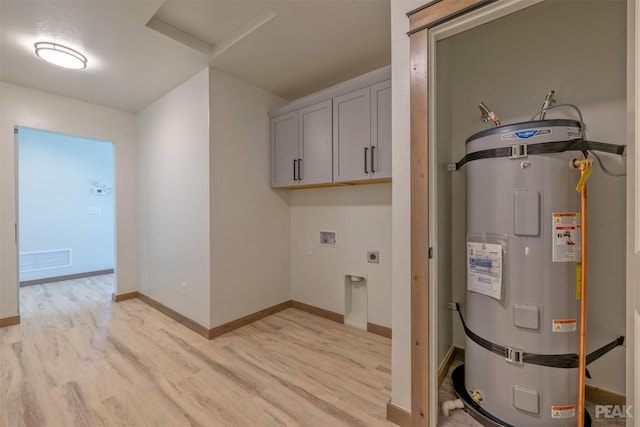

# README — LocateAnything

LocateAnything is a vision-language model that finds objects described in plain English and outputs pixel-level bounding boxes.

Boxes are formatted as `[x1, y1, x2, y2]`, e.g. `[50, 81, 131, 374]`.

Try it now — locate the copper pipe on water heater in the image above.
[573, 158, 591, 427]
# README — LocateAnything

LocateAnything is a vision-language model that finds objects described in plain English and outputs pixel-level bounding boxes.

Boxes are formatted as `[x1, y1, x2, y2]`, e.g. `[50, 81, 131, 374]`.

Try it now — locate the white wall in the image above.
[209, 69, 290, 327]
[438, 0, 627, 395]
[290, 184, 392, 327]
[0, 82, 138, 318]
[138, 68, 289, 329]
[391, 0, 425, 412]
[138, 68, 211, 328]
[18, 127, 115, 281]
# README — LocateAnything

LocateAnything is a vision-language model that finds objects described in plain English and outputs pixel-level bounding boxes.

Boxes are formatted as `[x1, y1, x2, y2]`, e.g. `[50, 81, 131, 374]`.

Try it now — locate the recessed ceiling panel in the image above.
[152, 1, 268, 47]
[149, 0, 391, 100]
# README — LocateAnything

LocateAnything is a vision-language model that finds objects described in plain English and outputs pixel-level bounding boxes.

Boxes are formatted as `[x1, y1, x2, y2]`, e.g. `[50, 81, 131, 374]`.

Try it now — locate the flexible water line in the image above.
[478, 102, 500, 127]
[589, 150, 627, 177]
[441, 399, 464, 417]
[539, 90, 556, 120]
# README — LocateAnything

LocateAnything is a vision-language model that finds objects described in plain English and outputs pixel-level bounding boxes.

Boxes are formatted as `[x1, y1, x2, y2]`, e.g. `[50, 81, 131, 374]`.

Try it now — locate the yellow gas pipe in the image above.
[573, 158, 592, 427]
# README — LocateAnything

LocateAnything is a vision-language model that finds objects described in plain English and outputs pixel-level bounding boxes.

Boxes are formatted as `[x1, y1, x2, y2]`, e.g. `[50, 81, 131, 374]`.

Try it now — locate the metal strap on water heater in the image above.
[448, 139, 626, 171]
[454, 303, 624, 369]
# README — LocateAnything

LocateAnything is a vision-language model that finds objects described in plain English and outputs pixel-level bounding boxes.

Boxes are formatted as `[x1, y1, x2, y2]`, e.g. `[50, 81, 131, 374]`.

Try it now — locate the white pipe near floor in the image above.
[441, 398, 464, 417]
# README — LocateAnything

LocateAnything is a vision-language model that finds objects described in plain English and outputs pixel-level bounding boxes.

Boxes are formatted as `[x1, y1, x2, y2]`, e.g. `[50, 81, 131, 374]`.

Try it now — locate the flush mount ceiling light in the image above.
[34, 42, 87, 70]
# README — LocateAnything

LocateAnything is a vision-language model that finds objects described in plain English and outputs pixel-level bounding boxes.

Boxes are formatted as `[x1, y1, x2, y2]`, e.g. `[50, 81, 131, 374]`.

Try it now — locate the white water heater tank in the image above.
[464, 119, 583, 426]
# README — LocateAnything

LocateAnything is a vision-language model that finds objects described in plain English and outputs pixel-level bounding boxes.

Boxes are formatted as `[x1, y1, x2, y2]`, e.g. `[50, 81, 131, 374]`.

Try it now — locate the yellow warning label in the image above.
[552, 319, 577, 332]
[551, 405, 576, 419]
[576, 262, 581, 299]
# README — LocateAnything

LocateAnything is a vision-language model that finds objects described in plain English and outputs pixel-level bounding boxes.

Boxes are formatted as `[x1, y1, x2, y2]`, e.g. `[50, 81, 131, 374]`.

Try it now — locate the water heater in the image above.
[463, 119, 583, 426]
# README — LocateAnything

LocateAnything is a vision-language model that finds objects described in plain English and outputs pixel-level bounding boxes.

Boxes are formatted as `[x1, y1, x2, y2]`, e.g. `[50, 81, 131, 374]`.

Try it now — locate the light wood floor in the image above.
[1, 275, 393, 427]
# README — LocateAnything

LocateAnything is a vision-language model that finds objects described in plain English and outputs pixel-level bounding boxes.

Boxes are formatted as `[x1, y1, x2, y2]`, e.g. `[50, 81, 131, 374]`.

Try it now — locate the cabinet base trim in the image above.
[285, 178, 391, 190]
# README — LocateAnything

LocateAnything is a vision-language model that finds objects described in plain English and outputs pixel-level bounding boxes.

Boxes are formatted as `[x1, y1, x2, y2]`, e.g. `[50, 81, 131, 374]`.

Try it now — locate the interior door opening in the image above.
[425, 0, 627, 425]
[15, 126, 116, 307]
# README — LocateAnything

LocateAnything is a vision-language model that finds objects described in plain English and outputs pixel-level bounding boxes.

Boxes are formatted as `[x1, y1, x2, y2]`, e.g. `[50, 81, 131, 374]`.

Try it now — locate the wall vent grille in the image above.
[19, 249, 72, 273]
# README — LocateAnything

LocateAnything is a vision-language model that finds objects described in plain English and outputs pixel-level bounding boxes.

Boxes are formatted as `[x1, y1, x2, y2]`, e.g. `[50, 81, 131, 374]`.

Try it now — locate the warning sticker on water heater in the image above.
[467, 242, 503, 300]
[552, 319, 577, 332]
[552, 213, 581, 262]
[551, 405, 576, 419]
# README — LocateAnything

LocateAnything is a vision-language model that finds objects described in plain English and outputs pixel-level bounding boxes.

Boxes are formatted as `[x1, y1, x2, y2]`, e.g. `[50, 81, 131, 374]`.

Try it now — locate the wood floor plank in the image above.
[0, 275, 393, 426]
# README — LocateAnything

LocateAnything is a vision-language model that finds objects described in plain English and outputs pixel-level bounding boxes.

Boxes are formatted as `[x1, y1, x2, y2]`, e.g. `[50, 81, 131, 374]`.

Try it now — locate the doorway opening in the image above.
[15, 126, 116, 310]
[423, 0, 627, 425]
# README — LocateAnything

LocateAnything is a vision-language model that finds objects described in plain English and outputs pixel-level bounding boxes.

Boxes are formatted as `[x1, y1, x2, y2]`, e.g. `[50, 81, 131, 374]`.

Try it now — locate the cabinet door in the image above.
[371, 80, 392, 179]
[333, 87, 371, 182]
[298, 100, 333, 185]
[271, 111, 299, 187]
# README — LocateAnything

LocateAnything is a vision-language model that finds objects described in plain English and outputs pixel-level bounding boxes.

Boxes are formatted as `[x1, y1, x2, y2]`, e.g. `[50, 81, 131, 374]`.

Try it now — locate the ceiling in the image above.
[0, 0, 391, 113]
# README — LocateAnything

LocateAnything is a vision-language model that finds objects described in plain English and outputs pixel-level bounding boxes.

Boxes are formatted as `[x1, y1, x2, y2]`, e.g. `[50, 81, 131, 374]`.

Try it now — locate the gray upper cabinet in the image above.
[269, 66, 391, 188]
[298, 100, 333, 186]
[333, 87, 371, 183]
[270, 100, 332, 188]
[333, 80, 391, 182]
[271, 111, 299, 187]
[370, 80, 392, 180]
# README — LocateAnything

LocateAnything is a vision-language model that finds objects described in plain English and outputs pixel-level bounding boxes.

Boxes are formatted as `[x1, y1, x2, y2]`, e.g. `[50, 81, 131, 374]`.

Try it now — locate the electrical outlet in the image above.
[306, 243, 313, 256]
[180, 282, 187, 296]
[367, 250, 379, 263]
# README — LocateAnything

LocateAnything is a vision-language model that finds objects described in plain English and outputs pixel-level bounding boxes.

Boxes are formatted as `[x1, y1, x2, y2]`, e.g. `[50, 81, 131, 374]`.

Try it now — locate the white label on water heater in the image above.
[467, 242, 503, 300]
[552, 213, 581, 262]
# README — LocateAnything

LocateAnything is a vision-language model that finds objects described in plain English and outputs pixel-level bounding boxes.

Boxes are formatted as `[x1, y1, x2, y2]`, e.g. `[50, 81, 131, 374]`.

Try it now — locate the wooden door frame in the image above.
[406, 1, 507, 425]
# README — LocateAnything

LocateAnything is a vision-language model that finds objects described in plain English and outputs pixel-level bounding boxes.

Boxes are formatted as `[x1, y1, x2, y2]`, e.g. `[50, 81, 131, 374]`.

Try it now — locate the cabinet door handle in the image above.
[364, 147, 369, 174]
[293, 159, 297, 180]
[371, 146, 376, 174]
[298, 158, 302, 181]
